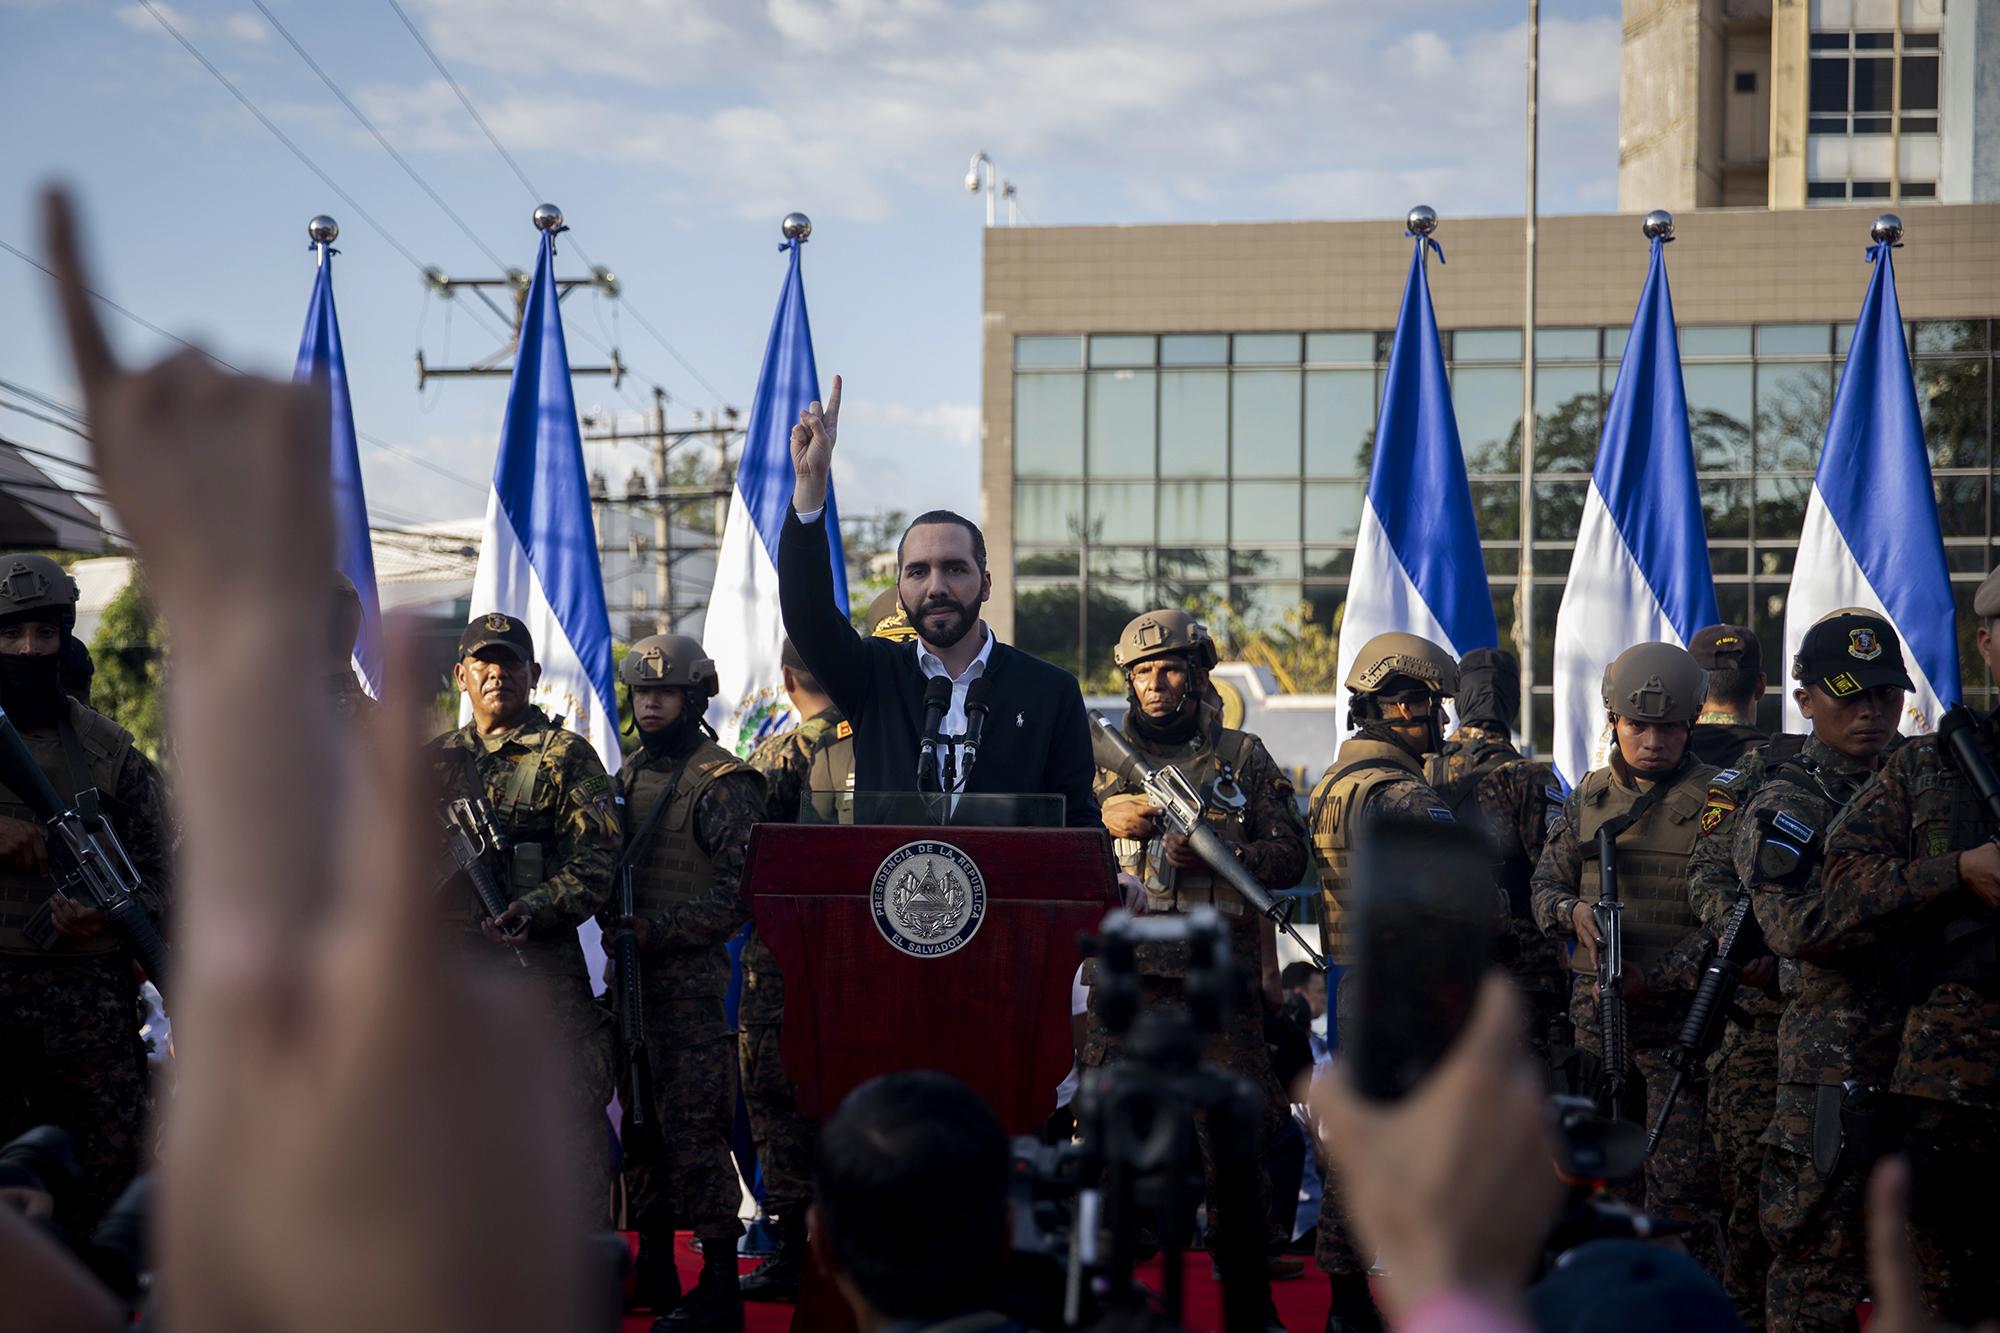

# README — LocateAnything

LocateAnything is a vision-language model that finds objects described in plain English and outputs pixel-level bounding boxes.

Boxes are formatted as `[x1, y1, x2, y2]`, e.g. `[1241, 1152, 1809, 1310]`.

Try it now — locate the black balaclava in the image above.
[0, 623, 69, 731]
[1126, 653, 1200, 746]
[1455, 647, 1520, 732]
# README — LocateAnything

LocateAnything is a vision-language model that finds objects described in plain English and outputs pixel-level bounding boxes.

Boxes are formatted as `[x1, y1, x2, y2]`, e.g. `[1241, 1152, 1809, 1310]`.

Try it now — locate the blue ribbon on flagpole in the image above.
[1406, 231, 1445, 265]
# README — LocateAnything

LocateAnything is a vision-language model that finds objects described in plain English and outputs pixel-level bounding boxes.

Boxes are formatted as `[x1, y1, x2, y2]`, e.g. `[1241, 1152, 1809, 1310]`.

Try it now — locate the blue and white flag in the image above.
[704, 230, 848, 754]
[1552, 231, 1718, 785]
[466, 225, 622, 775]
[1333, 231, 1496, 739]
[1783, 237, 1957, 732]
[293, 241, 383, 696]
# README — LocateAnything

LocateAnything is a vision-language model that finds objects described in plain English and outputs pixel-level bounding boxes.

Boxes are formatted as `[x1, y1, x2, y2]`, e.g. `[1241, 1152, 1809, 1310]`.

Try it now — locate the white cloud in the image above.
[844, 399, 979, 448]
[371, 1, 1621, 225]
[219, 12, 271, 46]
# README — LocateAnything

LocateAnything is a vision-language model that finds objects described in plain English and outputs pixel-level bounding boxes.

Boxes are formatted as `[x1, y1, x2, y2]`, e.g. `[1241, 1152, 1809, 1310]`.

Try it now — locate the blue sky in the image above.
[1, 0, 1622, 533]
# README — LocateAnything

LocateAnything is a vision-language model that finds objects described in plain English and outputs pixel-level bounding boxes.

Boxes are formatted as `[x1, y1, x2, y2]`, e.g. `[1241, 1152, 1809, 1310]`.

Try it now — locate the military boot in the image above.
[632, 1230, 681, 1313]
[653, 1244, 744, 1333]
[1324, 1272, 1383, 1333]
[739, 1212, 806, 1302]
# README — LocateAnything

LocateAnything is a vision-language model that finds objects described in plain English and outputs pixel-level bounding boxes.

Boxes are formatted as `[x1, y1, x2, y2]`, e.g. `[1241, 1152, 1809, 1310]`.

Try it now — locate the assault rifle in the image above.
[1647, 888, 1770, 1154]
[1593, 826, 1635, 1123]
[1088, 710, 1326, 970]
[612, 864, 658, 1154]
[2, 708, 169, 992]
[437, 794, 525, 968]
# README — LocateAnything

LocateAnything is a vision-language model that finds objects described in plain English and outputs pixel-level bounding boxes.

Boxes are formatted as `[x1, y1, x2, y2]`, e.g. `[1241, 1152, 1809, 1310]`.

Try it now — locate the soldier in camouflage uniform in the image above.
[0, 554, 171, 1232]
[1816, 573, 2000, 1327]
[1690, 611, 1909, 1333]
[1306, 632, 1464, 1333]
[1529, 642, 1725, 1277]
[1084, 609, 1308, 1301]
[1422, 647, 1569, 1064]
[607, 634, 766, 1332]
[735, 637, 851, 1302]
[428, 613, 620, 1230]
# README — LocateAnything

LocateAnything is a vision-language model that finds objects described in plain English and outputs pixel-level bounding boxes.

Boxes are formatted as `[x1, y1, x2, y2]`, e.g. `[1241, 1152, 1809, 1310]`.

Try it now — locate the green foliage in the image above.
[89, 574, 167, 759]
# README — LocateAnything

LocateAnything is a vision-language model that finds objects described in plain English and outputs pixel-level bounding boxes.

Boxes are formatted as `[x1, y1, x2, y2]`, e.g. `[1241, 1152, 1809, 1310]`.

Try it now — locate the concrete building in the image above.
[978, 202, 2000, 752]
[1620, 0, 1999, 211]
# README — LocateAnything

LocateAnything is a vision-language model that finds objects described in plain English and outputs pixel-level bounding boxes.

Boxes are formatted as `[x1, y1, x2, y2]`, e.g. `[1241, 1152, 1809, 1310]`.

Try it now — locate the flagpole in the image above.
[310, 213, 337, 267]
[1518, 0, 1539, 755]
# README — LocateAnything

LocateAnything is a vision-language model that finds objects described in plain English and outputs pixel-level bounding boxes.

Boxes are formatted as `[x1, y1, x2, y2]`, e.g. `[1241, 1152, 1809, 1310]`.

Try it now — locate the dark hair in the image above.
[1280, 961, 1318, 990]
[1704, 667, 1762, 709]
[786, 664, 824, 697]
[815, 1071, 1009, 1319]
[897, 510, 987, 573]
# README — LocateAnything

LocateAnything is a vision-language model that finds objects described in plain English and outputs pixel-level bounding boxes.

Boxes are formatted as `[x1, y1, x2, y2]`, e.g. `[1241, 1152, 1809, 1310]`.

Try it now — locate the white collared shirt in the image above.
[918, 622, 994, 793]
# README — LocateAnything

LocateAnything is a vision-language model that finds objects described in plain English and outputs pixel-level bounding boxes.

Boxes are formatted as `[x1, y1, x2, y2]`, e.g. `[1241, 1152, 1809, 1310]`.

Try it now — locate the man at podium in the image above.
[777, 375, 1098, 828]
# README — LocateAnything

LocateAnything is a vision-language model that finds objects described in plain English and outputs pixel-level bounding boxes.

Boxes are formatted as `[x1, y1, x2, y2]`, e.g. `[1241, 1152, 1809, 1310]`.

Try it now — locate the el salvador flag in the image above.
[293, 240, 383, 696]
[1332, 228, 1496, 737]
[704, 228, 848, 754]
[1552, 228, 1717, 786]
[466, 221, 622, 776]
[1782, 233, 1957, 732]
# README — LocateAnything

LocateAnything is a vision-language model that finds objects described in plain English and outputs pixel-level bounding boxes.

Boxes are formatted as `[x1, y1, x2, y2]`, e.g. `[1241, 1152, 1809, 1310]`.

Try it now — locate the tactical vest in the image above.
[622, 739, 751, 986]
[1888, 729, 2000, 999]
[1571, 762, 1712, 974]
[0, 706, 135, 957]
[1426, 735, 1540, 921]
[1310, 735, 1427, 966]
[1105, 723, 1257, 918]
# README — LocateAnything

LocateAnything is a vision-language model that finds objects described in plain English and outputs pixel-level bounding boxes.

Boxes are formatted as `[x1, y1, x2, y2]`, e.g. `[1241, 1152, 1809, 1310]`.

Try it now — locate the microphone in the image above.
[917, 675, 953, 791]
[958, 678, 994, 791]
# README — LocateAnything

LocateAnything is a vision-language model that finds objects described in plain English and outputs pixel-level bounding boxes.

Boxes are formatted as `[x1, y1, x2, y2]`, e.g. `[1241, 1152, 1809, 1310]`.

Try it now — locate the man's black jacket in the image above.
[778, 508, 1100, 829]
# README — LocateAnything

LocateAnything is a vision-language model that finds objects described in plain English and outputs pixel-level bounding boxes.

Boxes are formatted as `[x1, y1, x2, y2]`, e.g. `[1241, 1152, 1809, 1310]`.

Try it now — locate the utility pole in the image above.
[414, 235, 627, 387]
[582, 401, 742, 634]
[1519, 0, 1540, 755]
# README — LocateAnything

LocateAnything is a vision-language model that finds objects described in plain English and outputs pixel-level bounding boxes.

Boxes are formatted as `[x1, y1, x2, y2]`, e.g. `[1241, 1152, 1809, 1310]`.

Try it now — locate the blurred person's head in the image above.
[811, 1071, 1010, 1327]
[1282, 962, 1327, 1019]
[1791, 610, 1912, 761]
[896, 512, 990, 652]
[1688, 624, 1765, 720]
[454, 614, 539, 732]
[1602, 643, 1703, 777]
[1973, 566, 2000, 678]
[1531, 1239, 1745, 1331]
[779, 639, 831, 714]
[0, 554, 78, 730]
[57, 636, 92, 705]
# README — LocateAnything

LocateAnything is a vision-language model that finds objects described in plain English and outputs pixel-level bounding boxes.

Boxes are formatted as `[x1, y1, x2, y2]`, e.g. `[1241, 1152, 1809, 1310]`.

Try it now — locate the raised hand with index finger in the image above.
[789, 372, 840, 515]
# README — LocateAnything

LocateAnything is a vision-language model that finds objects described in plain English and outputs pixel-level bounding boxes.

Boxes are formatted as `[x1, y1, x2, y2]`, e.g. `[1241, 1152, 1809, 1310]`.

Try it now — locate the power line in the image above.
[0, 399, 91, 444]
[378, 0, 732, 405]
[0, 377, 85, 423]
[246, 0, 510, 273]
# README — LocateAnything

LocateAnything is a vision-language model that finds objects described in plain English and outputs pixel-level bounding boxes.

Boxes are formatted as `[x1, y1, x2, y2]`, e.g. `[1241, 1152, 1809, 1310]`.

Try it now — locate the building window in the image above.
[1902, 181, 1937, 198]
[1734, 69, 1757, 94]
[1851, 179, 1892, 198]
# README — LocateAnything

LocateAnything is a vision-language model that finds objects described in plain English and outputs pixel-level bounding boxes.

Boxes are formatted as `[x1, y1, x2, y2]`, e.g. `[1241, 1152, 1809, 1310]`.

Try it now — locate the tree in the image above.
[90, 573, 166, 759]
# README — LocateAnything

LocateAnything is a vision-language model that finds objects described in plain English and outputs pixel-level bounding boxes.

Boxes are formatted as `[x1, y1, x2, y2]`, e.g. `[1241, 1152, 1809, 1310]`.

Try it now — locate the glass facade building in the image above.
[1011, 320, 2000, 752]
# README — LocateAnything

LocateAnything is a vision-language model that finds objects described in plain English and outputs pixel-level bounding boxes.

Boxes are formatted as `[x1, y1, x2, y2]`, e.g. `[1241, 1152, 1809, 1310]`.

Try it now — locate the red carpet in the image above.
[621, 1235, 1334, 1332]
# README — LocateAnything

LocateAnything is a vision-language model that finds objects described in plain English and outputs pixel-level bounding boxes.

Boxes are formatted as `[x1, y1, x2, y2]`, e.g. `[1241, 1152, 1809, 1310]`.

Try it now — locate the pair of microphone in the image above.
[917, 675, 993, 794]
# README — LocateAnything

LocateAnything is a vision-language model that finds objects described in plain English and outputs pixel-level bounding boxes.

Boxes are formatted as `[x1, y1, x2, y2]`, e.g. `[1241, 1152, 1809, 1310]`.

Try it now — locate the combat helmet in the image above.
[0, 554, 77, 630]
[1601, 642, 1706, 723]
[1344, 632, 1459, 696]
[620, 633, 719, 700]
[1112, 608, 1219, 671]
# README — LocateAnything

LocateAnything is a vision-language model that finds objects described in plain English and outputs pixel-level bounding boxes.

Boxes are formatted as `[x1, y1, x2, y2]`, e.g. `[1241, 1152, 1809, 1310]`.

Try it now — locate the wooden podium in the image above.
[743, 821, 1119, 1132]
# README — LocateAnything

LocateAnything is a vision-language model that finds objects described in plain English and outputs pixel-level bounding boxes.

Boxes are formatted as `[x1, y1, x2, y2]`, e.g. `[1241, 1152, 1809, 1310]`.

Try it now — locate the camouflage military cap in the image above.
[0, 553, 77, 630]
[459, 611, 533, 663]
[1792, 608, 1914, 696]
[867, 587, 916, 643]
[1344, 631, 1459, 696]
[1601, 642, 1705, 722]
[620, 633, 717, 692]
[1112, 608, 1219, 670]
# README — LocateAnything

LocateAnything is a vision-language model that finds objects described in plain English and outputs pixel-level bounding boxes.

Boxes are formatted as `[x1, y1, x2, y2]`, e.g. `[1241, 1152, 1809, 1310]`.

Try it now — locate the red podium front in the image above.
[743, 822, 1119, 1133]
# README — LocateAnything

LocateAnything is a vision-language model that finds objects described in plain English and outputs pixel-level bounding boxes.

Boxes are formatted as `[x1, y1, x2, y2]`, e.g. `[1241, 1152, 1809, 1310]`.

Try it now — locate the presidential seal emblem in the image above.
[870, 840, 987, 958]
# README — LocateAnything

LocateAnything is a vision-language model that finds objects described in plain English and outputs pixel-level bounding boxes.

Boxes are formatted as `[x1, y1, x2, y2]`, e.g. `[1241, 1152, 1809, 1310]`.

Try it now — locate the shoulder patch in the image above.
[835, 720, 853, 740]
[576, 773, 611, 800]
[1713, 768, 1741, 785]
[1698, 785, 1738, 836]
[1427, 807, 1456, 822]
